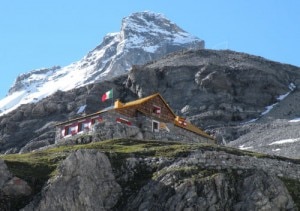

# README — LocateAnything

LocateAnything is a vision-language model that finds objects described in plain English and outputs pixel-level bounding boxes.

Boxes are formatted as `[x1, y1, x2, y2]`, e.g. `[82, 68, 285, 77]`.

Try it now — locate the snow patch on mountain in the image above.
[0, 11, 204, 116]
[243, 82, 296, 123]
[238, 145, 253, 150]
[269, 138, 300, 145]
[289, 118, 300, 123]
[261, 82, 296, 116]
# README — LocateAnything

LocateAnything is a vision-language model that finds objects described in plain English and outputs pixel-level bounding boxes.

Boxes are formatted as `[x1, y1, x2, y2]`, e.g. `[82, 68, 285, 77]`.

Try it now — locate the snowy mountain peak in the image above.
[121, 11, 183, 36]
[120, 11, 200, 51]
[0, 11, 204, 116]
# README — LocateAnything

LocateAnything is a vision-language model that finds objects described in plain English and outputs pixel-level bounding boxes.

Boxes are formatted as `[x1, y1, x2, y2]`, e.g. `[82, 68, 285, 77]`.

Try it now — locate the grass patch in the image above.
[1, 138, 299, 210]
[1, 139, 298, 182]
[1, 138, 298, 183]
[0, 139, 193, 191]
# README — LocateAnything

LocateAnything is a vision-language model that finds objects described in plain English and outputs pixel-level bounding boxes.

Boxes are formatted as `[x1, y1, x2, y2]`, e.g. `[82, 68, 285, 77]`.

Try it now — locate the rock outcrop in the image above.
[2, 177, 32, 197]
[104, 148, 300, 210]
[22, 150, 121, 211]
[13, 146, 298, 210]
[125, 169, 294, 210]
[0, 160, 32, 210]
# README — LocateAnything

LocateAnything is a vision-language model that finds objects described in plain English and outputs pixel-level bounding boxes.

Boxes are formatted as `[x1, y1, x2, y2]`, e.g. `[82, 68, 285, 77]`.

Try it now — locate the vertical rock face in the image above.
[234, 171, 295, 210]
[123, 164, 296, 211]
[125, 49, 300, 129]
[22, 150, 122, 211]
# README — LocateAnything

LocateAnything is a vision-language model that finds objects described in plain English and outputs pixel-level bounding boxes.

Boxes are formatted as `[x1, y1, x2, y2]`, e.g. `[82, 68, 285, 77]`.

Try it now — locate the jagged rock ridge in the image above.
[0, 11, 204, 116]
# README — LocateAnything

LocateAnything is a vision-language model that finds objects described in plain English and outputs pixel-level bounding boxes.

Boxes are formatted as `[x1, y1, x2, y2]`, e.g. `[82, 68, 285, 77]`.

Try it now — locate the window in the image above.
[116, 117, 132, 125]
[70, 125, 77, 135]
[152, 105, 161, 114]
[178, 118, 187, 127]
[64, 126, 70, 136]
[83, 122, 90, 130]
[78, 122, 84, 132]
[152, 121, 159, 132]
[90, 116, 102, 125]
[63, 125, 75, 136]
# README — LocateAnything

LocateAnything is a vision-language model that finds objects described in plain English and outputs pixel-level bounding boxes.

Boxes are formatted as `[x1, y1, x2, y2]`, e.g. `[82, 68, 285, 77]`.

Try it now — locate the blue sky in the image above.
[1, 0, 299, 98]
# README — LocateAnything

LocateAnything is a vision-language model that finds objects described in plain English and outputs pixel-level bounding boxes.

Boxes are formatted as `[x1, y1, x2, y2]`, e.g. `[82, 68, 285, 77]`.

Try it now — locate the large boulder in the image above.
[2, 177, 32, 197]
[22, 150, 122, 211]
[234, 171, 295, 210]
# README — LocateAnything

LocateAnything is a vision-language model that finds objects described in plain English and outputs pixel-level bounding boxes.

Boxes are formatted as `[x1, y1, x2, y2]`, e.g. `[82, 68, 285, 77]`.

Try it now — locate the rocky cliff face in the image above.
[125, 49, 300, 159]
[0, 11, 204, 116]
[22, 150, 121, 211]
[126, 50, 300, 126]
[0, 140, 297, 210]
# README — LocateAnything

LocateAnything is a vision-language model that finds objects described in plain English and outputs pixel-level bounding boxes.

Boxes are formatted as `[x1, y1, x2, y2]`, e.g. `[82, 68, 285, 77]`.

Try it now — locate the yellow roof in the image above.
[120, 93, 159, 107]
[116, 93, 177, 118]
[174, 118, 214, 140]
[55, 108, 111, 126]
[57, 93, 175, 126]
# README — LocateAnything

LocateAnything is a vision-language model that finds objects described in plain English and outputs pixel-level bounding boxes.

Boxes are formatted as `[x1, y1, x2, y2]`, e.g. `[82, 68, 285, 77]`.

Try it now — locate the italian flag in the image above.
[102, 89, 113, 102]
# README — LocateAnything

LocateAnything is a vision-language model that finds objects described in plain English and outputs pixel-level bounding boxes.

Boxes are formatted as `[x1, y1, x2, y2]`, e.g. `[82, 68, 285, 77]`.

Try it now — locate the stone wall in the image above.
[55, 110, 213, 144]
[157, 122, 212, 143]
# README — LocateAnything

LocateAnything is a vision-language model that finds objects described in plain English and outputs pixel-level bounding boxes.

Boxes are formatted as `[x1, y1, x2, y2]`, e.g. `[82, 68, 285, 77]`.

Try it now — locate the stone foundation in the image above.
[56, 110, 213, 144]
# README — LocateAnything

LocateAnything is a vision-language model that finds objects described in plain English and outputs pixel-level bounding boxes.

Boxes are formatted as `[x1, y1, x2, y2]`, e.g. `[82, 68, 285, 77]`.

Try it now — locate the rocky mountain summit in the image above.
[0, 11, 204, 116]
